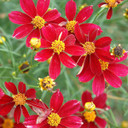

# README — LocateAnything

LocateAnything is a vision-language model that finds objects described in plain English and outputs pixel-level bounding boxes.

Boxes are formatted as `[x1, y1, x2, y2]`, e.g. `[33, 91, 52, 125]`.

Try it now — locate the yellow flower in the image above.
[0, 36, 6, 44]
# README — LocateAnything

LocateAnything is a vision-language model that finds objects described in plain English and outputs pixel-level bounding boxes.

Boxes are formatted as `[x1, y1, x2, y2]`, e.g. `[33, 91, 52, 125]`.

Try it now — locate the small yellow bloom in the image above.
[0, 36, 6, 44]
[123, 8, 128, 19]
[121, 121, 128, 128]
[79, 3, 88, 11]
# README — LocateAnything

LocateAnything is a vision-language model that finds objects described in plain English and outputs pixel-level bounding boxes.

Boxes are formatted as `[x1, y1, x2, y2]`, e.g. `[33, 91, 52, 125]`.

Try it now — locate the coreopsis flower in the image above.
[18, 61, 30, 73]
[8, 0, 61, 47]
[98, 0, 123, 19]
[0, 82, 37, 123]
[34, 25, 85, 79]
[79, 91, 108, 128]
[24, 89, 82, 128]
[123, 8, 128, 19]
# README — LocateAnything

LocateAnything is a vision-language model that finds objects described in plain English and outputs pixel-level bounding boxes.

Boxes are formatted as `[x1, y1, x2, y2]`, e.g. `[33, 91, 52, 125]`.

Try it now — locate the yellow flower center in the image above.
[2, 118, 14, 128]
[84, 102, 96, 111]
[105, 0, 118, 8]
[99, 59, 109, 71]
[82, 42, 95, 55]
[47, 113, 61, 127]
[83, 111, 96, 123]
[13, 93, 27, 106]
[31, 16, 45, 29]
[39, 76, 56, 91]
[30, 38, 41, 51]
[51, 40, 65, 54]
[66, 20, 77, 33]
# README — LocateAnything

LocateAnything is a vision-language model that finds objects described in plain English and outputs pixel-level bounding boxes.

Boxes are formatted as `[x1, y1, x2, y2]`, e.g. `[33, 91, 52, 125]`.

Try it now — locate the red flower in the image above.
[34, 25, 85, 79]
[98, 0, 123, 19]
[8, 0, 61, 47]
[0, 82, 36, 123]
[24, 89, 82, 128]
[79, 91, 108, 128]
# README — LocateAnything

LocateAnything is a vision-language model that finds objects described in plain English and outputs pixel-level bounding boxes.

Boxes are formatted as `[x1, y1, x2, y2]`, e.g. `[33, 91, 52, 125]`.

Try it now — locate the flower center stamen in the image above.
[2, 118, 14, 128]
[84, 102, 96, 111]
[66, 20, 77, 33]
[99, 59, 109, 71]
[105, 0, 119, 8]
[13, 93, 27, 106]
[51, 40, 65, 54]
[47, 113, 61, 127]
[31, 16, 45, 29]
[30, 38, 41, 51]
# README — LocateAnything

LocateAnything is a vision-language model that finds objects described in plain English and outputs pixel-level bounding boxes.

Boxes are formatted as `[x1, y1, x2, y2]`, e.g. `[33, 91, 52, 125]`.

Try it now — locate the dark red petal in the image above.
[26, 29, 40, 47]
[74, 23, 86, 43]
[18, 82, 26, 94]
[0, 95, 13, 104]
[13, 24, 33, 39]
[98, 2, 106, 7]
[40, 39, 51, 48]
[95, 117, 107, 128]
[42, 24, 56, 42]
[20, 0, 36, 18]
[93, 93, 107, 108]
[115, 52, 128, 62]
[107, 8, 113, 20]
[0, 88, 4, 98]
[89, 122, 98, 128]
[95, 37, 112, 48]
[43, 9, 61, 22]
[92, 74, 105, 96]
[58, 100, 80, 117]
[61, 116, 82, 128]
[14, 123, 26, 128]
[64, 34, 76, 46]
[81, 91, 92, 106]
[21, 105, 29, 118]
[59, 52, 76, 68]
[34, 49, 53, 62]
[89, 29, 99, 42]
[108, 63, 128, 77]
[0, 102, 15, 115]
[65, 0, 76, 21]
[8, 11, 32, 24]
[104, 70, 122, 88]
[50, 89, 63, 113]
[14, 106, 21, 123]
[37, 0, 50, 16]
[25, 89, 36, 98]
[0, 117, 4, 125]
[5, 82, 17, 94]
[49, 54, 61, 79]
[72, 56, 85, 66]
[76, 5, 93, 23]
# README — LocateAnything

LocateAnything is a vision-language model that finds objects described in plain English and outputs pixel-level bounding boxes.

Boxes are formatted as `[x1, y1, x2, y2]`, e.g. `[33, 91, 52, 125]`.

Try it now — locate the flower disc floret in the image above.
[66, 20, 77, 33]
[13, 93, 27, 106]
[99, 59, 109, 71]
[105, 0, 118, 8]
[51, 40, 65, 54]
[47, 113, 61, 127]
[84, 102, 95, 111]
[2, 118, 14, 128]
[31, 16, 45, 29]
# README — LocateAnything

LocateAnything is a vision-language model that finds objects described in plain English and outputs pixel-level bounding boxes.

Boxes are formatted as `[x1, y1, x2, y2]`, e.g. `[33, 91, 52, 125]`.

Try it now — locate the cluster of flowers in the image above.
[0, 0, 127, 127]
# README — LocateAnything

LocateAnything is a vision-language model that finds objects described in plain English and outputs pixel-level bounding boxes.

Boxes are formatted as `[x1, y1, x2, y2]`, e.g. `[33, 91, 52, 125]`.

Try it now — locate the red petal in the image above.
[13, 24, 33, 39]
[59, 52, 76, 68]
[107, 8, 113, 20]
[104, 70, 122, 88]
[92, 74, 105, 96]
[98, 2, 106, 7]
[42, 24, 56, 42]
[76, 5, 93, 23]
[43, 9, 61, 22]
[108, 63, 128, 77]
[81, 91, 92, 106]
[95, 117, 107, 128]
[22, 105, 29, 118]
[26, 29, 40, 47]
[89, 122, 98, 128]
[34, 49, 53, 62]
[95, 37, 112, 48]
[72, 56, 85, 66]
[14, 123, 26, 128]
[5, 82, 17, 94]
[0, 102, 15, 115]
[65, 0, 76, 21]
[37, 0, 50, 16]
[18, 82, 26, 94]
[0, 88, 4, 98]
[8, 11, 32, 24]
[58, 100, 80, 117]
[50, 89, 63, 113]
[25, 89, 36, 98]
[24, 115, 38, 125]
[115, 52, 128, 62]
[64, 34, 76, 46]
[89, 29, 99, 42]
[49, 54, 61, 79]
[61, 116, 82, 128]
[65, 45, 85, 56]
[14, 106, 21, 123]
[20, 0, 36, 18]
[41, 39, 51, 48]
[0, 95, 13, 104]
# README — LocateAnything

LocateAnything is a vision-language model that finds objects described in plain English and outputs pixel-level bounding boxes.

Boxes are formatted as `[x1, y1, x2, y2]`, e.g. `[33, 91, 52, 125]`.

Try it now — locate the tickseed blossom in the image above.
[34, 25, 85, 79]
[123, 8, 128, 19]
[79, 91, 109, 128]
[18, 61, 30, 73]
[0, 82, 37, 123]
[8, 0, 61, 47]
[98, 0, 123, 19]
